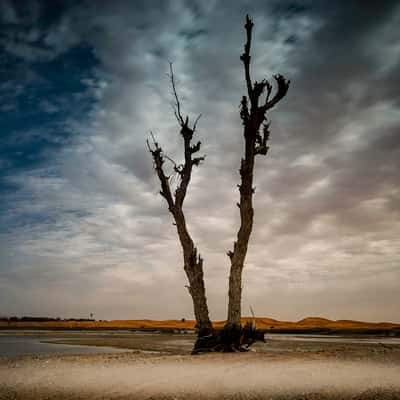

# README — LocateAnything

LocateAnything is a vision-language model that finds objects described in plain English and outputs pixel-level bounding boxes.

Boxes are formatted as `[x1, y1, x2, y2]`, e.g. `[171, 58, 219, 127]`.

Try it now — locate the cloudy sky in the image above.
[1, 0, 399, 322]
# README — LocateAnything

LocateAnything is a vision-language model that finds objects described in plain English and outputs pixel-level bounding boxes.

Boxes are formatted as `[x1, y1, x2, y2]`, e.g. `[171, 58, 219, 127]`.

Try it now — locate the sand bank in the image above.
[1, 351, 400, 399]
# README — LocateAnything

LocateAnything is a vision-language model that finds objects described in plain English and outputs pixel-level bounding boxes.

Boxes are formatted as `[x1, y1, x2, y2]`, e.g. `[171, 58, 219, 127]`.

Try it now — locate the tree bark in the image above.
[174, 208, 211, 335]
[227, 124, 256, 328]
[147, 64, 212, 337]
[226, 15, 290, 336]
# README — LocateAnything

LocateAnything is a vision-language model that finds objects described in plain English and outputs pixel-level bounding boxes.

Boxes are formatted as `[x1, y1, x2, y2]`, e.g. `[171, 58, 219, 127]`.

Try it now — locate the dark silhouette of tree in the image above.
[148, 15, 289, 352]
[225, 15, 289, 345]
[147, 63, 212, 339]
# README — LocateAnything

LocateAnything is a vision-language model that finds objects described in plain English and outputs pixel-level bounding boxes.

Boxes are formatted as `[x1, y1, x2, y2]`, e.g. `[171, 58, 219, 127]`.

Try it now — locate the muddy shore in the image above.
[1, 331, 400, 399]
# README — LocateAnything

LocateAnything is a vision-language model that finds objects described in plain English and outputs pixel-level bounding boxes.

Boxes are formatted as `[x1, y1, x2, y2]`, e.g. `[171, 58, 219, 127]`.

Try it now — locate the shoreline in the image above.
[2, 330, 400, 359]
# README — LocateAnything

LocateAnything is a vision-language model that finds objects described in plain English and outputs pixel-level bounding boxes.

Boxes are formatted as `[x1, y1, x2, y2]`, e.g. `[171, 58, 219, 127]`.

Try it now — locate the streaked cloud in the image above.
[1, 0, 399, 322]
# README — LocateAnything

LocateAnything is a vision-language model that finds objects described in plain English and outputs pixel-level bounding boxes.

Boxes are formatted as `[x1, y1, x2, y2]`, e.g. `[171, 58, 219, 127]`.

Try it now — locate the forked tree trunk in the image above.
[148, 16, 289, 353]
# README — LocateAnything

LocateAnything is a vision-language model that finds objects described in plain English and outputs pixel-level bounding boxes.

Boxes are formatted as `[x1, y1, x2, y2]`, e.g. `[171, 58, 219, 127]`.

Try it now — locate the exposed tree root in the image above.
[192, 322, 265, 354]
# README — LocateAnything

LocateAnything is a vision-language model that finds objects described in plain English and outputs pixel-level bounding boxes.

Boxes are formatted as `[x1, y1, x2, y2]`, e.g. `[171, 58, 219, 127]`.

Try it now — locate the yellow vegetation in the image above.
[0, 317, 398, 330]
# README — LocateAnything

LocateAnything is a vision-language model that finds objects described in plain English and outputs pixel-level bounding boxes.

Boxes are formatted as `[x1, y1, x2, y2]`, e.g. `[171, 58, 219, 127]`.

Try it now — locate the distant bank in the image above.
[1, 316, 399, 335]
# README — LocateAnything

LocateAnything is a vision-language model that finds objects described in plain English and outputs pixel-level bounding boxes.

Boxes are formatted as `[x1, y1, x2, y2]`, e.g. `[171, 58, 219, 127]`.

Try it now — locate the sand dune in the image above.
[1, 316, 399, 331]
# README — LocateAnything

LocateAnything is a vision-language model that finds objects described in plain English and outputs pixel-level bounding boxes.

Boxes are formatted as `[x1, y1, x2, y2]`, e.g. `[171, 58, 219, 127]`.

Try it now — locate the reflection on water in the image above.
[266, 333, 400, 345]
[0, 335, 129, 358]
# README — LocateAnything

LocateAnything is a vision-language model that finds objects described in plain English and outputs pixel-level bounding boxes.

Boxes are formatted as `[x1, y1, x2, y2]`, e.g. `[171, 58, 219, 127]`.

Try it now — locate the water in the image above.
[1, 332, 399, 358]
[265, 333, 400, 345]
[0, 334, 129, 358]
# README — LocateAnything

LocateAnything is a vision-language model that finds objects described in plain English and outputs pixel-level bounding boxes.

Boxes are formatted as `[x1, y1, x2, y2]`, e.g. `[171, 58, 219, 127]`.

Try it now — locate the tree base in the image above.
[192, 322, 265, 354]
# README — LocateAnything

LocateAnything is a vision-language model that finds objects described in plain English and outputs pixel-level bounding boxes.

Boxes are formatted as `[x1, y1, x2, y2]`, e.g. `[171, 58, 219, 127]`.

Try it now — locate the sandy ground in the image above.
[1, 332, 400, 399]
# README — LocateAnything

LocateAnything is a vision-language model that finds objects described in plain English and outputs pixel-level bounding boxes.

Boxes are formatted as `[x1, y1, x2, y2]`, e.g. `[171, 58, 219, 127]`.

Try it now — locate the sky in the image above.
[0, 0, 399, 322]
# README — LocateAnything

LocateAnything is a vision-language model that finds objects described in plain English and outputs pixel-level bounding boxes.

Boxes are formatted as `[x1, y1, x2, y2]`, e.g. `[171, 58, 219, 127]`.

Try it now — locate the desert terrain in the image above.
[1, 321, 400, 399]
[2, 316, 400, 333]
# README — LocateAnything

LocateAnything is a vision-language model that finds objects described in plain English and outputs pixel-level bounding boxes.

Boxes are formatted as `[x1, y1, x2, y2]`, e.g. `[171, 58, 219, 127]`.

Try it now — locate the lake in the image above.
[0, 334, 130, 358]
[1, 332, 399, 358]
[265, 333, 400, 344]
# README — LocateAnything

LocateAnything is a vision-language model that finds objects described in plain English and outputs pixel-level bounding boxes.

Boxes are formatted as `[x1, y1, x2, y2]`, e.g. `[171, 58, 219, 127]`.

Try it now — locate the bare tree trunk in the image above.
[174, 208, 211, 335]
[147, 64, 212, 337]
[226, 15, 290, 339]
[227, 124, 256, 328]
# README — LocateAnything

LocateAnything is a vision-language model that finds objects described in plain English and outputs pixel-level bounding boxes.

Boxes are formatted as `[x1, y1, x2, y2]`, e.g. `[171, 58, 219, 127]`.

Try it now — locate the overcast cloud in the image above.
[1, 0, 399, 322]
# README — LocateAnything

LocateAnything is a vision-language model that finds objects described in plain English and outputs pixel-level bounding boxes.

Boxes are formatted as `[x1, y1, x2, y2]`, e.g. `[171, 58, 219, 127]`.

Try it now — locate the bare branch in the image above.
[193, 113, 202, 132]
[240, 15, 254, 103]
[249, 305, 255, 319]
[265, 80, 273, 103]
[240, 96, 250, 124]
[146, 133, 175, 211]
[146, 138, 152, 153]
[262, 74, 290, 112]
[163, 154, 178, 168]
[192, 155, 205, 167]
[164, 154, 184, 176]
[254, 120, 270, 156]
[174, 124, 202, 207]
[190, 141, 201, 154]
[169, 62, 184, 125]
[249, 306, 256, 330]
[149, 131, 158, 148]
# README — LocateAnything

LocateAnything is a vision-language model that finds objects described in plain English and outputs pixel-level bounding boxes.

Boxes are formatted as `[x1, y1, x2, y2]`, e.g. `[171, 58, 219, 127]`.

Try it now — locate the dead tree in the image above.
[147, 64, 212, 340]
[148, 15, 289, 353]
[224, 15, 290, 348]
